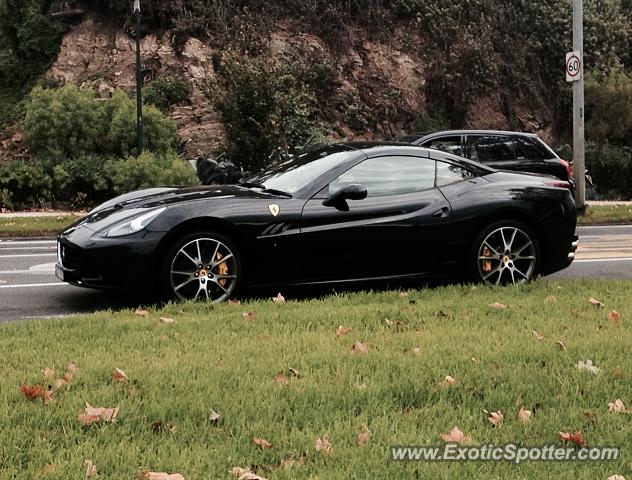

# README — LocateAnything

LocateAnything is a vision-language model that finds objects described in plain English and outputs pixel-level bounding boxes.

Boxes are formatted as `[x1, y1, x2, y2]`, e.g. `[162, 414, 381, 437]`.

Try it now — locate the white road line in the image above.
[578, 225, 632, 229]
[0, 254, 57, 258]
[0, 240, 56, 245]
[0, 282, 68, 289]
[0, 246, 56, 251]
[0, 270, 53, 275]
[574, 257, 632, 263]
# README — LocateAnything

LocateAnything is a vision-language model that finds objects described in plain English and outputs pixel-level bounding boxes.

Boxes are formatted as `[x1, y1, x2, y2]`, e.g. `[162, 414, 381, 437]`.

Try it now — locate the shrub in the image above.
[24, 86, 177, 160]
[105, 151, 198, 194]
[0, 160, 51, 209]
[585, 143, 632, 200]
[49, 154, 112, 208]
[143, 76, 189, 110]
[215, 52, 326, 171]
[24, 85, 103, 160]
[585, 69, 632, 146]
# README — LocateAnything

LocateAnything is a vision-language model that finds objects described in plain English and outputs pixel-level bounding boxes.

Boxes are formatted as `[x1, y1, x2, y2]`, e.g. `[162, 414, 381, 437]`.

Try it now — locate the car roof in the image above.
[411, 130, 540, 140]
[333, 142, 493, 174]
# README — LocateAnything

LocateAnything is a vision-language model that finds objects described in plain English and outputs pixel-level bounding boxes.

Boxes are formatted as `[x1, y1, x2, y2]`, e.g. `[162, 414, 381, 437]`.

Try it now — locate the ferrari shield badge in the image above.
[268, 204, 280, 217]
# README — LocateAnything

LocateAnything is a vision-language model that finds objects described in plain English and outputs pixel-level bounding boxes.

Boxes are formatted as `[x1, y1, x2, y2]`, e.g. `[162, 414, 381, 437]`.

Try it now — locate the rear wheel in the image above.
[161, 231, 241, 301]
[471, 220, 540, 285]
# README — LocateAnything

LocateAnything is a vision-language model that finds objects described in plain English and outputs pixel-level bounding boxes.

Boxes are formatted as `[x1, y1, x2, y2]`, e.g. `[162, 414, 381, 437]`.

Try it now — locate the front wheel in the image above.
[161, 232, 242, 302]
[471, 221, 540, 285]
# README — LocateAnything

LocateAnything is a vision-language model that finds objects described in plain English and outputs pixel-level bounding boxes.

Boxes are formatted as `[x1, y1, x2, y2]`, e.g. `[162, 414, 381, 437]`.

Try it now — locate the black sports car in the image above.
[56, 143, 578, 301]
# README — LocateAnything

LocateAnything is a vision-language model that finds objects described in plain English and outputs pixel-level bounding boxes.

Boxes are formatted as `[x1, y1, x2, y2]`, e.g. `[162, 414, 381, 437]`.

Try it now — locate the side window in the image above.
[517, 137, 550, 160]
[424, 136, 463, 157]
[468, 135, 520, 163]
[436, 161, 476, 187]
[329, 156, 436, 197]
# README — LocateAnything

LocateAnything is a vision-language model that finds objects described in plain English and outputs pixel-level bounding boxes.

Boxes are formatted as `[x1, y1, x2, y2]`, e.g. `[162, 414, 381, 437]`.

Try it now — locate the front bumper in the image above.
[56, 227, 165, 291]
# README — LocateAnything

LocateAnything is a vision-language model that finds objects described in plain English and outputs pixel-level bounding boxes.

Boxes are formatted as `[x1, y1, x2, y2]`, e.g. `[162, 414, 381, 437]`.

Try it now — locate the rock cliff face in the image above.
[37, 16, 555, 159]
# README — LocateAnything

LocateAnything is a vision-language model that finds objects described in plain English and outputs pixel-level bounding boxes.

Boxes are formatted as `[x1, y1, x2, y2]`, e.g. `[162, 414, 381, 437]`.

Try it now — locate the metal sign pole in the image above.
[134, 0, 144, 157]
[572, 0, 586, 210]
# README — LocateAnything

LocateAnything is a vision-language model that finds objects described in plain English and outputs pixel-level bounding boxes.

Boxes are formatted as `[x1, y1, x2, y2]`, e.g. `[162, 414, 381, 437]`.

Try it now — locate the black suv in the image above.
[401, 130, 573, 185]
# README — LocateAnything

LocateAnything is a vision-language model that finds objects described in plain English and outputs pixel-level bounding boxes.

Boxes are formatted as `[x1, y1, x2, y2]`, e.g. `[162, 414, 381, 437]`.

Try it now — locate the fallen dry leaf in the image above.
[135, 308, 149, 317]
[440, 426, 472, 444]
[230, 467, 268, 480]
[486, 410, 504, 428]
[608, 310, 621, 323]
[315, 435, 333, 454]
[356, 425, 372, 446]
[532, 330, 545, 340]
[274, 372, 289, 385]
[556, 340, 567, 351]
[227, 299, 241, 305]
[20, 384, 45, 401]
[608, 399, 627, 413]
[412, 347, 422, 356]
[517, 407, 532, 424]
[159, 317, 176, 324]
[84, 460, 97, 477]
[242, 311, 258, 320]
[399, 291, 409, 297]
[77, 402, 119, 426]
[288, 367, 301, 378]
[56, 371, 74, 390]
[144, 472, 185, 480]
[545, 295, 557, 302]
[253, 436, 274, 449]
[442, 375, 456, 386]
[209, 409, 221, 423]
[113, 368, 129, 383]
[490, 302, 507, 309]
[558, 430, 587, 448]
[66, 363, 78, 374]
[607, 475, 627, 480]
[42, 367, 55, 378]
[351, 341, 368, 354]
[588, 297, 604, 308]
[272, 292, 286, 303]
[335, 325, 352, 338]
[384, 319, 394, 328]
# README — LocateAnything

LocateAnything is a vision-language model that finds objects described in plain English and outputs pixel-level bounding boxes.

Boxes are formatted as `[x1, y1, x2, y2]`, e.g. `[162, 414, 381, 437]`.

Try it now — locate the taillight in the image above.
[560, 159, 573, 179]
[545, 180, 572, 190]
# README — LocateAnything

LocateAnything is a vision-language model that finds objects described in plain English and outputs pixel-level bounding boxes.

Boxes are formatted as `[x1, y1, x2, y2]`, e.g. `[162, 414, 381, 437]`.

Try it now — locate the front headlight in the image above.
[103, 207, 166, 238]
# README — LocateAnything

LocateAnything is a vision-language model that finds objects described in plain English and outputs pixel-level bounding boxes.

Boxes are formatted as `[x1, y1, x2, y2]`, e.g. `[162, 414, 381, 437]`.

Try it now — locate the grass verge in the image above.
[578, 204, 632, 225]
[1, 280, 630, 479]
[0, 215, 77, 237]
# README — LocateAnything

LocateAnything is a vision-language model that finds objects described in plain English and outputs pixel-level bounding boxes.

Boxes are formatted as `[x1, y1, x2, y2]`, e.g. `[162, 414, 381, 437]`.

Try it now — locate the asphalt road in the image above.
[1, 225, 631, 322]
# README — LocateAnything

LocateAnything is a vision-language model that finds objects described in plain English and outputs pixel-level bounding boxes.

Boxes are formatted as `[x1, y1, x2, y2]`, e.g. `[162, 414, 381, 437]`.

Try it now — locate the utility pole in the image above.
[134, 0, 144, 156]
[571, 0, 586, 210]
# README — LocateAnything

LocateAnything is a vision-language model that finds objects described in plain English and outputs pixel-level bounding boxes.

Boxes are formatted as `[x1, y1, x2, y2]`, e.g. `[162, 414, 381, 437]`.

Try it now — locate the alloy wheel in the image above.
[169, 237, 238, 301]
[477, 226, 537, 285]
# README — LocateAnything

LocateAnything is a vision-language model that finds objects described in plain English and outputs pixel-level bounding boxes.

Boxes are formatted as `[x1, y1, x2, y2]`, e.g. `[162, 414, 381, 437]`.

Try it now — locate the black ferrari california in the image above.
[56, 143, 578, 301]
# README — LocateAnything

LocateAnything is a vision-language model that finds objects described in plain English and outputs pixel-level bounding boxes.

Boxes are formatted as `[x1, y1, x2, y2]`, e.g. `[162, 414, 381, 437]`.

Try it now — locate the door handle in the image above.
[431, 206, 450, 218]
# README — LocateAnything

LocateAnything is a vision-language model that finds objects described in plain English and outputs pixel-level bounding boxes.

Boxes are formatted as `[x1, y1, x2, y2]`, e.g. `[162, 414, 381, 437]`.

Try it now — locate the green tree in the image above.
[585, 70, 632, 148]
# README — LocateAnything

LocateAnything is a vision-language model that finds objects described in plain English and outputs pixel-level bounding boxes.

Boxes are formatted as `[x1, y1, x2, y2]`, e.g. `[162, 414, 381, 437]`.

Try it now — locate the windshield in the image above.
[244, 145, 357, 194]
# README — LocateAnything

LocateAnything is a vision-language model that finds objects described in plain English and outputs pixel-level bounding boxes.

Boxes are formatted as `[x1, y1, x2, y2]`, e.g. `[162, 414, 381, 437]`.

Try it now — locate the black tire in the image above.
[160, 230, 242, 302]
[469, 219, 541, 285]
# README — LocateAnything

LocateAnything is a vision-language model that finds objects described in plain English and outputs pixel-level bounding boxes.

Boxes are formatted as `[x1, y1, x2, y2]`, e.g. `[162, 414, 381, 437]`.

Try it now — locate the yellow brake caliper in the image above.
[215, 252, 228, 287]
[482, 246, 492, 273]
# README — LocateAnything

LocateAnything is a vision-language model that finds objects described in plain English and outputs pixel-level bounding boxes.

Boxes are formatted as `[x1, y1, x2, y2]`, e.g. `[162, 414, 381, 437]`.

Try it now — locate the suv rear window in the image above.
[468, 135, 521, 162]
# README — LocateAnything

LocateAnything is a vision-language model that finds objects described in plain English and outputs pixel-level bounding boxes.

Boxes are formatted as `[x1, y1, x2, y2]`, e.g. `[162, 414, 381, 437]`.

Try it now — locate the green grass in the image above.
[578, 204, 632, 225]
[0, 216, 77, 237]
[1, 280, 631, 479]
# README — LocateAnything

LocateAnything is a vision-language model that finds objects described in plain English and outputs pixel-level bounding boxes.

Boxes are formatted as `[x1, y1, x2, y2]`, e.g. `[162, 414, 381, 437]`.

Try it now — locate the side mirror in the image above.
[323, 183, 368, 207]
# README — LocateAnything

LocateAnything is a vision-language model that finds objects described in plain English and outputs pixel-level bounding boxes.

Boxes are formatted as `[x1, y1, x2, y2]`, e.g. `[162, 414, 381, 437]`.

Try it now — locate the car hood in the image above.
[67, 185, 286, 234]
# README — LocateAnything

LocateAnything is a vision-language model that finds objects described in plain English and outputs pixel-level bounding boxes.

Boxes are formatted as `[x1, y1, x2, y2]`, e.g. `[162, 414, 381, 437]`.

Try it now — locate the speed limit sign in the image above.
[566, 51, 582, 82]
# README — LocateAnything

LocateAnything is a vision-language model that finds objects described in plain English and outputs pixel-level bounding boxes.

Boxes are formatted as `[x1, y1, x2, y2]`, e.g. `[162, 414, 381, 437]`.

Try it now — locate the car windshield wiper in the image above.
[238, 182, 292, 198]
